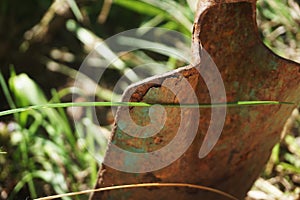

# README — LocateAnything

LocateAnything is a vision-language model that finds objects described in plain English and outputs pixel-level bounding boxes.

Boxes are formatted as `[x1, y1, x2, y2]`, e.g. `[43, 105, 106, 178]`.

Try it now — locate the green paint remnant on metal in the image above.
[249, 89, 256, 99]
[239, 107, 250, 118]
[249, 111, 259, 122]
[233, 81, 239, 89]
[117, 120, 128, 131]
[270, 59, 278, 70]
[215, 143, 228, 151]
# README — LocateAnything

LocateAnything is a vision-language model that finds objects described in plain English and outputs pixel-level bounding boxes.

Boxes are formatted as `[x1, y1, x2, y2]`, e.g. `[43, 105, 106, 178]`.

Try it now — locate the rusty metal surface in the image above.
[90, 1, 300, 199]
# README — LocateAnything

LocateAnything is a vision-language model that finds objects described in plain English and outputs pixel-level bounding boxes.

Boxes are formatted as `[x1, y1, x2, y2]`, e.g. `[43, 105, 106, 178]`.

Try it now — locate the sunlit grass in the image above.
[0, 71, 98, 200]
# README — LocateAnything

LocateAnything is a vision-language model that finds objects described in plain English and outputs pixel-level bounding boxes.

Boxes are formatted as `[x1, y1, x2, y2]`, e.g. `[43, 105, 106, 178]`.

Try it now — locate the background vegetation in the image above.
[0, 0, 300, 199]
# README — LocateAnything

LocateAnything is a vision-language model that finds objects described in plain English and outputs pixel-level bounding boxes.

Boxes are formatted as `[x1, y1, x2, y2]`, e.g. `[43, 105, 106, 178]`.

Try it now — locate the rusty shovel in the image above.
[90, 0, 300, 199]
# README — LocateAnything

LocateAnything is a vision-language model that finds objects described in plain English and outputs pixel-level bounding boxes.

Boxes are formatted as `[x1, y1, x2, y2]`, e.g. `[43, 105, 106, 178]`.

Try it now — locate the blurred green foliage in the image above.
[0, 71, 99, 199]
[257, 0, 300, 62]
[0, 0, 299, 199]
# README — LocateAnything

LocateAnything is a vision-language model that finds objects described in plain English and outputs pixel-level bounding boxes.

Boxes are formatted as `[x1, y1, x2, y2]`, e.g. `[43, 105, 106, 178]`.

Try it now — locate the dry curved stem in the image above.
[98, 0, 113, 24]
[34, 182, 239, 200]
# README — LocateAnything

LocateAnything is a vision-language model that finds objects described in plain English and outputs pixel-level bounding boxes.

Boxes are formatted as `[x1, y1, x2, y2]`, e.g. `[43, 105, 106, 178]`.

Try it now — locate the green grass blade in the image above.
[113, 0, 163, 16]
[0, 101, 295, 117]
[140, 0, 193, 32]
[66, 0, 83, 22]
[140, 14, 165, 29]
[278, 162, 300, 174]
[66, 20, 141, 82]
[65, 20, 130, 73]
[46, 60, 121, 101]
[118, 36, 190, 63]
[114, 0, 193, 33]
[0, 71, 16, 109]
